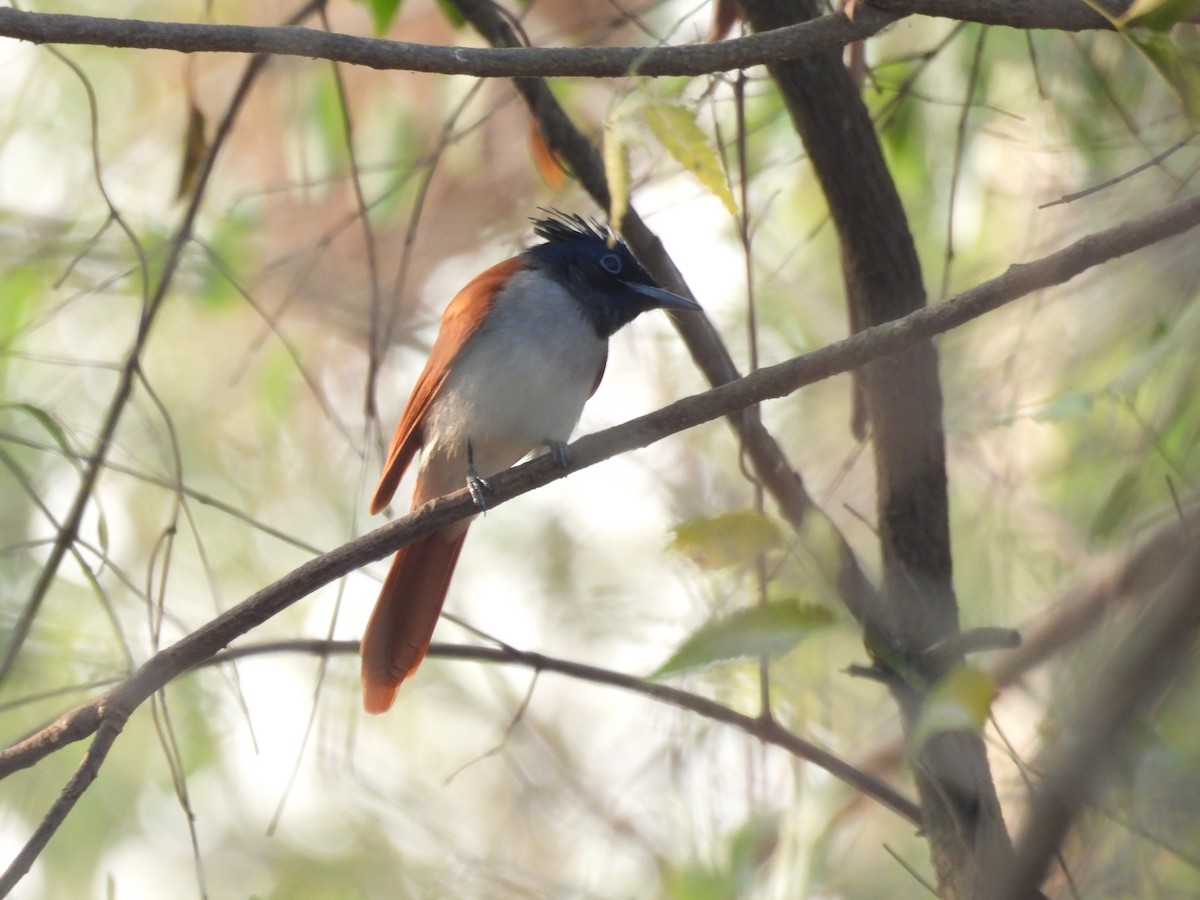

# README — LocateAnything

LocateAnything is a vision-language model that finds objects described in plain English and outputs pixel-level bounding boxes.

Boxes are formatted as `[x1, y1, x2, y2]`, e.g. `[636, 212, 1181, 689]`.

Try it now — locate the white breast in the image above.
[416, 268, 607, 501]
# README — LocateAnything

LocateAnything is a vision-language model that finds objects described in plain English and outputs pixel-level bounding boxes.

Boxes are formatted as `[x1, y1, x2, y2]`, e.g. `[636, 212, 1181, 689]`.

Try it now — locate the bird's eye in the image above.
[599, 253, 623, 275]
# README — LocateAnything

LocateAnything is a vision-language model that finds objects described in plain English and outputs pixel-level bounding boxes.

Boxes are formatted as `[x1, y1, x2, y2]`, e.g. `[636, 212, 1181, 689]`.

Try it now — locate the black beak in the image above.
[627, 282, 702, 312]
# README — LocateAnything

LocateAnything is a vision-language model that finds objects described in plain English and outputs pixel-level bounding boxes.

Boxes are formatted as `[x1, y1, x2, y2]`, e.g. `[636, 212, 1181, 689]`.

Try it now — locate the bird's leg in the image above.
[543, 439, 570, 469]
[465, 440, 491, 511]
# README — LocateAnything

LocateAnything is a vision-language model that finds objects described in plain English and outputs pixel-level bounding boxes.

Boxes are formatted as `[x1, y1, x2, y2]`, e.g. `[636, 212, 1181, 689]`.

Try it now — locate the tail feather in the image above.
[360, 529, 468, 714]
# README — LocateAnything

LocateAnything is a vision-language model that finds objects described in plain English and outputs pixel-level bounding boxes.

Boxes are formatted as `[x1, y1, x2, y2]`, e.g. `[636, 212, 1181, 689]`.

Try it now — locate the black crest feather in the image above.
[530, 209, 614, 247]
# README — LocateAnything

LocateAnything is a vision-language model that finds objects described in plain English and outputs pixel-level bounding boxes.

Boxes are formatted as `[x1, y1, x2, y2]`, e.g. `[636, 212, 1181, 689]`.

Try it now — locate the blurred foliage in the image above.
[670, 509, 783, 569]
[644, 100, 738, 218]
[358, 0, 404, 35]
[653, 597, 836, 676]
[0, 2, 1198, 898]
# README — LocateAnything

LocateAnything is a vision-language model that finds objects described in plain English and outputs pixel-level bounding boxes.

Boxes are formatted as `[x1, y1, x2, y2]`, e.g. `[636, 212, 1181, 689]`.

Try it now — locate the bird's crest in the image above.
[531, 209, 618, 249]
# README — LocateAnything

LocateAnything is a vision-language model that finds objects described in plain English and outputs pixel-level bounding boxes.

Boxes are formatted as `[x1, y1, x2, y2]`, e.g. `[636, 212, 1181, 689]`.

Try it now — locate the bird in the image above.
[360, 211, 701, 714]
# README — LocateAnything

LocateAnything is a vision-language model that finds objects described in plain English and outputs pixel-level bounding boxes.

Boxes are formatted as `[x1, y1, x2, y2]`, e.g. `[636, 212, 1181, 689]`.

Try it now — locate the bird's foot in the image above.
[466, 441, 491, 511]
[543, 439, 570, 469]
[466, 471, 491, 511]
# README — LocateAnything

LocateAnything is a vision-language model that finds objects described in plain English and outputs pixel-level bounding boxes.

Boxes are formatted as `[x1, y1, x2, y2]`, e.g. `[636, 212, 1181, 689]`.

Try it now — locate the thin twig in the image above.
[4, 186, 1198, 782]
[450, 0, 883, 642]
[0, 2, 330, 891]
[1040, 132, 1198, 208]
[0, 44, 151, 682]
[202, 639, 922, 825]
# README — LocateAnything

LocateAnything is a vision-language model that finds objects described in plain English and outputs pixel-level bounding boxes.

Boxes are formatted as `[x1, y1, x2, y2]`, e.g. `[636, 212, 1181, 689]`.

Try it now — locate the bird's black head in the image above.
[526, 210, 700, 338]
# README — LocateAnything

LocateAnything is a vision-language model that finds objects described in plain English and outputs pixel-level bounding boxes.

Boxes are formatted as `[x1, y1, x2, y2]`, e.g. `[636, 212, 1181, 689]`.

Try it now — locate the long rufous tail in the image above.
[360, 528, 467, 714]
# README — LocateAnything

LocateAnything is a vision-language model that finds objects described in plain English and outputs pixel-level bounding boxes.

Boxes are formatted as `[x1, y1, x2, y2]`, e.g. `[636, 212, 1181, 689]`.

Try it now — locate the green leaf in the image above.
[663, 865, 731, 900]
[728, 816, 779, 890]
[1089, 471, 1141, 541]
[259, 344, 300, 422]
[1122, 0, 1200, 31]
[653, 601, 834, 677]
[662, 816, 778, 900]
[1033, 391, 1093, 422]
[670, 510, 783, 570]
[1123, 28, 1200, 121]
[1, 403, 76, 461]
[434, 0, 466, 28]
[0, 264, 44, 348]
[912, 665, 997, 752]
[643, 102, 737, 217]
[359, 0, 403, 35]
[200, 210, 258, 310]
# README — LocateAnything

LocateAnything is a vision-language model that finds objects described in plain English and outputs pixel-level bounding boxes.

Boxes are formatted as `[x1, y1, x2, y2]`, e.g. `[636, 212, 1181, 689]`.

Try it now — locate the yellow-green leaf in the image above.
[644, 103, 737, 217]
[1033, 391, 1093, 422]
[1, 403, 75, 461]
[1089, 472, 1141, 541]
[603, 119, 632, 231]
[653, 601, 834, 677]
[1124, 29, 1200, 122]
[670, 510, 783, 570]
[174, 98, 207, 201]
[434, 0, 466, 28]
[358, 0, 403, 35]
[1121, 0, 1200, 30]
[912, 665, 997, 752]
[0, 265, 43, 346]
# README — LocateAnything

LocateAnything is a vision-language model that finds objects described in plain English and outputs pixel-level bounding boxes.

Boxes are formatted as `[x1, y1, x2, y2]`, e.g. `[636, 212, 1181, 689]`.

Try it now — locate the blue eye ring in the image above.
[599, 253, 623, 274]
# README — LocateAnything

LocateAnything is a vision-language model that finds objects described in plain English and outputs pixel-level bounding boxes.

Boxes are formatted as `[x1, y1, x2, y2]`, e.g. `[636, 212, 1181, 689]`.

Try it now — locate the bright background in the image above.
[1, 1, 1199, 898]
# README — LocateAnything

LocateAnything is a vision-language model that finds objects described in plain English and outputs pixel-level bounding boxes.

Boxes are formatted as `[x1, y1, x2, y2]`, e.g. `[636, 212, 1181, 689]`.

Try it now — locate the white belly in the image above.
[416, 270, 606, 503]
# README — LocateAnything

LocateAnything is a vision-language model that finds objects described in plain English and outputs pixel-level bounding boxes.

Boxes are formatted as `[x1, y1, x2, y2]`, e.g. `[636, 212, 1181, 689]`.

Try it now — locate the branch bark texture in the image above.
[449, 0, 883, 628]
[3, 189, 1199, 893]
[4, 187, 1198, 775]
[0, 0, 1151, 84]
[0, 6, 893, 77]
[737, 0, 1002, 894]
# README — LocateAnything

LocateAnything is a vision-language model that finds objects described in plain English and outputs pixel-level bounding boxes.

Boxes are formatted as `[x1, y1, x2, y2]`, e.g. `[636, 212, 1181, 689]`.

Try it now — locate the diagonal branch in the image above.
[4, 186, 1198, 782]
[998, 542, 1200, 899]
[1, 188, 1197, 890]
[850, 494, 1200, 786]
[0, 718, 124, 897]
[450, 0, 883, 632]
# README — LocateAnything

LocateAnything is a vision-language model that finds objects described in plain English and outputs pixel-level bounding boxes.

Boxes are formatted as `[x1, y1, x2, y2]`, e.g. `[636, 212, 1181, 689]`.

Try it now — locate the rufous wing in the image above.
[369, 256, 527, 514]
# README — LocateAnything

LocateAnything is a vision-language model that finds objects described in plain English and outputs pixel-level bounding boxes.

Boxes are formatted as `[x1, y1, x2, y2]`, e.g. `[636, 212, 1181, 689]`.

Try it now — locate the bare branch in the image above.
[0, 6, 895, 78]
[852, 496, 1200, 780]
[0, 719, 124, 897]
[870, 0, 1142, 30]
[0, 0, 327, 682]
[0, 0, 1158, 85]
[4, 186, 1199, 780]
[202, 639, 923, 825]
[450, 0, 884, 633]
[998, 542, 1200, 899]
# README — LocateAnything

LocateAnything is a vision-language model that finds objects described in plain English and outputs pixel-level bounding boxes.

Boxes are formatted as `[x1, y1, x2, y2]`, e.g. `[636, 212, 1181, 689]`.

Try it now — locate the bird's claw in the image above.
[544, 439, 570, 469]
[466, 441, 491, 511]
[467, 470, 491, 511]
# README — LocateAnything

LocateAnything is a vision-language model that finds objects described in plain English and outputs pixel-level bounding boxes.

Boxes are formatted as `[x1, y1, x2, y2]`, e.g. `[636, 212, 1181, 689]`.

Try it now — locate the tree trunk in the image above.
[736, 2, 1015, 895]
